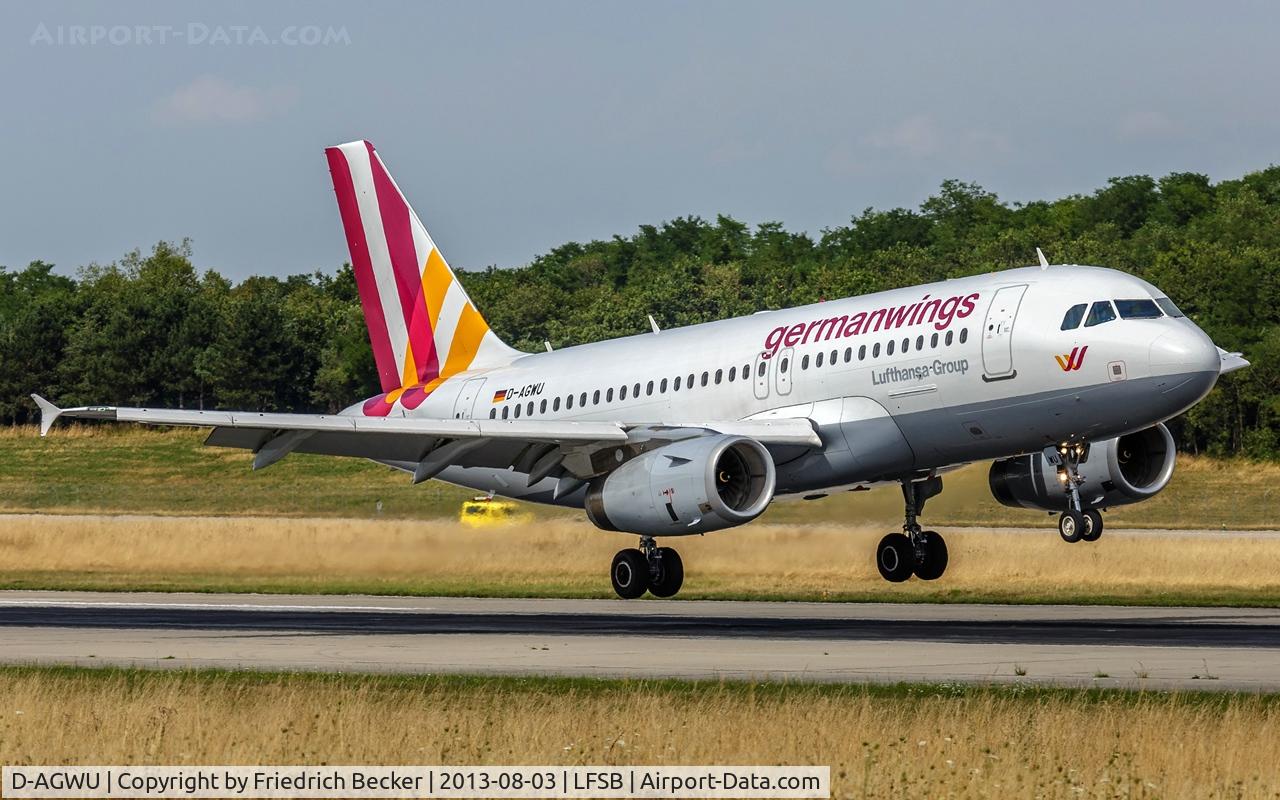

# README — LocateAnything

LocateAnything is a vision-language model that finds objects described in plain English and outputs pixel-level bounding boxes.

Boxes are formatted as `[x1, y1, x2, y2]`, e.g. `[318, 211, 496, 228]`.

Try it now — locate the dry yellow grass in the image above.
[0, 668, 1277, 798]
[2, 514, 1279, 604]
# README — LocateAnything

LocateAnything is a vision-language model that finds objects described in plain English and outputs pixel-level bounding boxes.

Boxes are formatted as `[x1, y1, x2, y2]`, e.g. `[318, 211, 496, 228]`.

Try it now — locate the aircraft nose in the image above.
[1148, 322, 1220, 375]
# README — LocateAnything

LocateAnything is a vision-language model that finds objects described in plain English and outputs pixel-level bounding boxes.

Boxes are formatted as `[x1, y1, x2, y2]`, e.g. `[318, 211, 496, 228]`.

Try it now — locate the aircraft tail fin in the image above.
[325, 140, 521, 395]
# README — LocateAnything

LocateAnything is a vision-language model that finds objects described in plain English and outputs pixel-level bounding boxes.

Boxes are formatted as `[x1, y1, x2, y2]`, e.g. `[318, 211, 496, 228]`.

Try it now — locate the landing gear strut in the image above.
[610, 536, 684, 599]
[876, 476, 948, 582]
[1051, 444, 1104, 543]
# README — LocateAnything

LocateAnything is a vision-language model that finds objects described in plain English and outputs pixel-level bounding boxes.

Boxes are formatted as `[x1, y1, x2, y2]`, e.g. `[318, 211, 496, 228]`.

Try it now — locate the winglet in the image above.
[1036, 248, 1050, 270]
[648, 315, 661, 334]
[30, 394, 62, 436]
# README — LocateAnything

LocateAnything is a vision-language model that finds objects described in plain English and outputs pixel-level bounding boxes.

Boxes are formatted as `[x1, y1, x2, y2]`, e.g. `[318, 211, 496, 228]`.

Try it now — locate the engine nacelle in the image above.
[989, 423, 1176, 512]
[585, 434, 776, 535]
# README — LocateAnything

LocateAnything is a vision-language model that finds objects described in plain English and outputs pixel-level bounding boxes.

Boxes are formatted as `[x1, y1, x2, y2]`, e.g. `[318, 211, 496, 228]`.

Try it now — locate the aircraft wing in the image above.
[1218, 347, 1249, 375]
[30, 395, 818, 484]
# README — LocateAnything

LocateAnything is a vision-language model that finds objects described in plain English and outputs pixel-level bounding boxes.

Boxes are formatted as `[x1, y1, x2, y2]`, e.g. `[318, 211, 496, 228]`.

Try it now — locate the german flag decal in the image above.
[492, 389, 508, 403]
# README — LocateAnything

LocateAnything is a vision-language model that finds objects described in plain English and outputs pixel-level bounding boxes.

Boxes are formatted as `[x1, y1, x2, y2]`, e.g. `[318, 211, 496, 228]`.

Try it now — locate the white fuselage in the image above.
[354, 265, 1220, 505]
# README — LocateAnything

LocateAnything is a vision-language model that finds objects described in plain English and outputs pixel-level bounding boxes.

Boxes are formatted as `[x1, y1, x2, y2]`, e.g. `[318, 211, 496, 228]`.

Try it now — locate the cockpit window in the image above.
[1083, 301, 1117, 327]
[1155, 297, 1185, 318]
[1060, 304, 1087, 330]
[1114, 299, 1162, 319]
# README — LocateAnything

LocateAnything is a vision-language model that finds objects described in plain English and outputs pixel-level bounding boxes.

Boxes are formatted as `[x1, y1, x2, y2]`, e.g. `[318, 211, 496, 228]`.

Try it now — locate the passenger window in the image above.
[647, 380, 654, 395]
[1115, 299, 1162, 319]
[728, 366, 737, 382]
[945, 330, 953, 345]
[674, 376, 682, 391]
[566, 395, 574, 410]
[858, 345, 866, 360]
[660, 378, 668, 392]
[1061, 303, 1087, 330]
[620, 385, 628, 401]
[701, 372, 709, 387]
[802, 354, 810, 370]
[554, 397, 562, 412]
[743, 363, 750, 377]
[592, 390, 600, 405]
[489, 408, 496, 419]
[844, 347, 852, 363]
[872, 342, 880, 358]
[606, 388, 614, 402]
[829, 349, 837, 365]
[1084, 301, 1117, 327]
[930, 333, 938, 348]
[580, 392, 587, 407]
[915, 335, 923, 350]
[502, 406, 509, 419]
[714, 369, 723, 385]
[959, 328, 968, 344]
[540, 399, 547, 414]
[757, 361, 766, 377]
[816, 352, 824, 368]
[901, 338, 909, 352]
[527, 401, 534, 416]
[514, 404, 521, 418]
[688, 373, 695, 388]
[780, 357, 789, 372]
[634, 382, 641, 397]
[887, 340, 895, 356]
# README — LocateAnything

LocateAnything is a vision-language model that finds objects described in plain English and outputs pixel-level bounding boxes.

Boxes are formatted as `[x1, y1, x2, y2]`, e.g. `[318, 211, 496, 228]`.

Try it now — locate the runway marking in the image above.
[0, 599, 432, 614]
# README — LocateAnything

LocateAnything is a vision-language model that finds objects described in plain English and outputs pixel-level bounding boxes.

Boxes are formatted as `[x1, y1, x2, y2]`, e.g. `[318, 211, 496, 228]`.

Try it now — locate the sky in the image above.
[3, 0, 1279, 280]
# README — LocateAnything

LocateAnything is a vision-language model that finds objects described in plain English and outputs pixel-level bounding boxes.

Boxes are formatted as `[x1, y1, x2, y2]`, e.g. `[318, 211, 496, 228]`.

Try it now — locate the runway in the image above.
[1, 591, 1278, 691]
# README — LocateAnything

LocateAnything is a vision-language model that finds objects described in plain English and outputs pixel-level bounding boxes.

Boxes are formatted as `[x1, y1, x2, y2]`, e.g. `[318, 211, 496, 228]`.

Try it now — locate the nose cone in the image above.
[1149, 322, 1220, 375]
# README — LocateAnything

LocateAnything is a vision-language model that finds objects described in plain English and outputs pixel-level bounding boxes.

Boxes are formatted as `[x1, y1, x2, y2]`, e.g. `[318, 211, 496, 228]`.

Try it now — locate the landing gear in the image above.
[876, 533, 914, 582]
[876, 476, 949, 582]
[610, 537, 684, 599]
[610, 549, 649, 599]
[1058, 510, 1085, 543]
[648, 547, 684, 598]
[1081, 509, 1104, 542]
[1050, 443, 1103, 543]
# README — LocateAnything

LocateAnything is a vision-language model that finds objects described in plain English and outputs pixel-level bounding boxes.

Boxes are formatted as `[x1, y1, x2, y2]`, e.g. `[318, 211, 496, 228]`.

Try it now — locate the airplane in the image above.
[32, 139, 1249, 599]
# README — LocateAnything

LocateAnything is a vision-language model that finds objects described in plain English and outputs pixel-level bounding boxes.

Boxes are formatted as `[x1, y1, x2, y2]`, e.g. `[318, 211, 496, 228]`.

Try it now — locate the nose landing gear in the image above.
[1051, 444, 1105, 543]
[876, 476, 948, 582]
[610, 536, 684, 599]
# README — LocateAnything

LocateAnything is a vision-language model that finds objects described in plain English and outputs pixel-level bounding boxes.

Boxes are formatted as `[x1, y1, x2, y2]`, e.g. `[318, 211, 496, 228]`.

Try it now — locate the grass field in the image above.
[1, 666, 1277, 798]
[2, 425, 1278, 529]
[4, 513, 1280, 605]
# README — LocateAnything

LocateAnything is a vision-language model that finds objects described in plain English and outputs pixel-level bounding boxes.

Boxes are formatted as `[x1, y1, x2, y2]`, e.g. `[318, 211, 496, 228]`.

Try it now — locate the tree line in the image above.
[2, 166, 1278, 457]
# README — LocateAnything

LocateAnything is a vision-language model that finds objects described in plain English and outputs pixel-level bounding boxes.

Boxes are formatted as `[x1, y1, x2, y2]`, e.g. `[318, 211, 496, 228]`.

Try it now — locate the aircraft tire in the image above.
[1058, 510, 1085, 543]
[611, 549, 650, 599]
[647, 547, 684, 598]
[876, 533, 914, 582]
[913, 531, 949, 580]
[1081, 509, 1104, 542]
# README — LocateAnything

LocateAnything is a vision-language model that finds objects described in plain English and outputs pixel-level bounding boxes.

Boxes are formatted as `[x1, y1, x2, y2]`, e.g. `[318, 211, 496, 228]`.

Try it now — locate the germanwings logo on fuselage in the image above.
[1055, 346, 1088, 371]
[762, 292, 980, 358]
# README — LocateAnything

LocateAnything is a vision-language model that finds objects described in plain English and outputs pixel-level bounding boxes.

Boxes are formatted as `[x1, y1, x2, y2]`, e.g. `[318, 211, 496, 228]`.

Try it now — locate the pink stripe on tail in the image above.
[367, 142, 439, 384]
[326, 146, 401, 393]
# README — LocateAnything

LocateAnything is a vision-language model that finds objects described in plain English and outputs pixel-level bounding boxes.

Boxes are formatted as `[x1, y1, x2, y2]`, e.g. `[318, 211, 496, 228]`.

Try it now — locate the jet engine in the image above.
[989, 423, 1176, 511]
[585, 434, 776, 535]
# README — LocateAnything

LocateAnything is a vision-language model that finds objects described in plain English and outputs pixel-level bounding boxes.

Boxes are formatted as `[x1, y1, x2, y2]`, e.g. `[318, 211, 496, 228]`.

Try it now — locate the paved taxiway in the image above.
[1, 591, 1278, 690]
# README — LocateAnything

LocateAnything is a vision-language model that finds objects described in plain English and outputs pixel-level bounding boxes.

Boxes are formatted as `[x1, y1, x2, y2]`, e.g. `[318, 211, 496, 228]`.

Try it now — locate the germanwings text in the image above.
[763, 292, 980, 358]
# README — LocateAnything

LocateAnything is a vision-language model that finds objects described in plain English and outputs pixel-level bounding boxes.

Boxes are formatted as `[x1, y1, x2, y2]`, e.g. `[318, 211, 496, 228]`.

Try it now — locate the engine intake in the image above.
[989, 423, 1176, 511]
[585, 434, 776, 535]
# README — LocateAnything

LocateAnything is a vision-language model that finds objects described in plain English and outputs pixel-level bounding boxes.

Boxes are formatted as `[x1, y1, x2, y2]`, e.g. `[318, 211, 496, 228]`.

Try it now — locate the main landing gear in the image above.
[876, 476, 949, 583]
[1051, 444, 1105, 544]
[610, 536, 684, 599]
